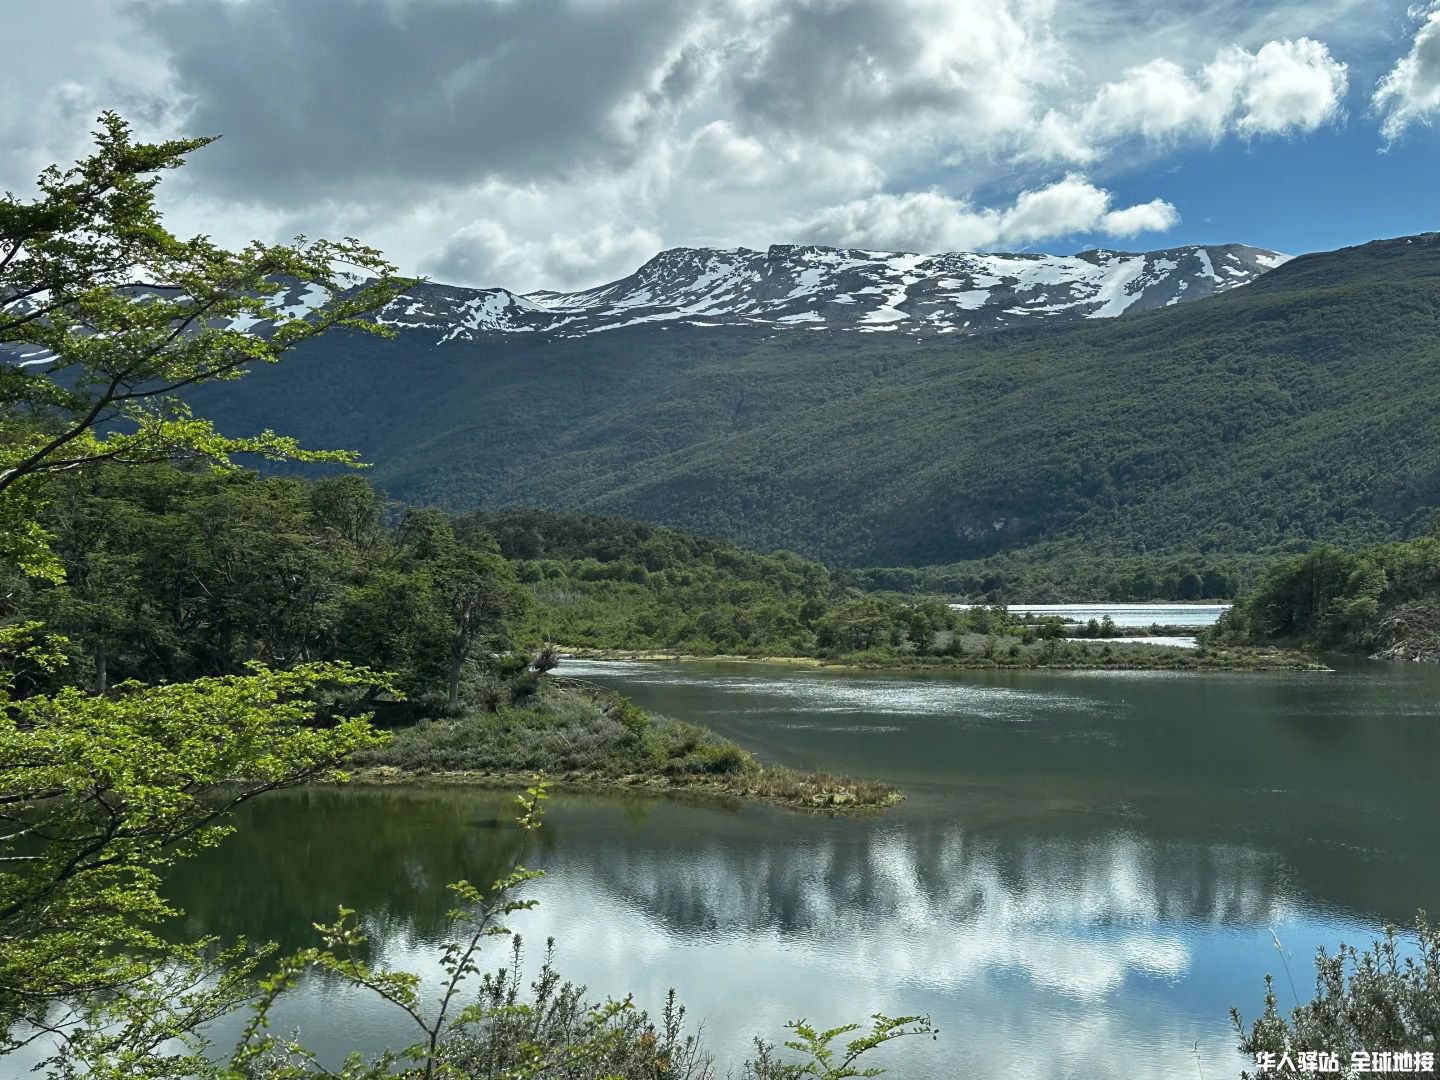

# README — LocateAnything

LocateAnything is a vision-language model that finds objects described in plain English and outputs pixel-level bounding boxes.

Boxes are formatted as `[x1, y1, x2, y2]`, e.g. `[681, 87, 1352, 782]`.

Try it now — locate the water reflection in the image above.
[562, 661, 1106, 718]
[141, 658, 1440, 1078]
[160, 786, 1336, 1077]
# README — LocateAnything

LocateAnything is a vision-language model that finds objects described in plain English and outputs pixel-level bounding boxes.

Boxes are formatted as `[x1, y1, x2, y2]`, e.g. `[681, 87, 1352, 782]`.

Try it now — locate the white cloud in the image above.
[0, 0, 184, 194]
[1229, 38, 1350, 134]
[1374, 4, 1440, 140]
[1100, 199, 1184, 238]
[423, 220, 664, 294]
[2, 1, 1362, 290]
[795, 178, 1179, 253]
[1037, 38, 1348, 163]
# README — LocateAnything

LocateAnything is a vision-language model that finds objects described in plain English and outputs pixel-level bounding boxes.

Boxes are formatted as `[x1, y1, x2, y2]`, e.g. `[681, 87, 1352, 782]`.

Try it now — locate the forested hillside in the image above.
[187, 233, 1440, 569]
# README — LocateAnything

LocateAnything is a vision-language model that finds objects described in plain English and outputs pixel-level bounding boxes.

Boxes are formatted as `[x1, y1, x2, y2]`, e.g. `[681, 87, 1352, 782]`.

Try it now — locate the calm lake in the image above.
[153, 653, 1438, 1078]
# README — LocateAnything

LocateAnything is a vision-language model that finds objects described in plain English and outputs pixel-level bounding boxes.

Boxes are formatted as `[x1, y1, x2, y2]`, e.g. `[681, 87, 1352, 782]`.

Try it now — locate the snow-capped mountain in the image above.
[369, 242, 1288, 342]
[3, 243, 1289, 369]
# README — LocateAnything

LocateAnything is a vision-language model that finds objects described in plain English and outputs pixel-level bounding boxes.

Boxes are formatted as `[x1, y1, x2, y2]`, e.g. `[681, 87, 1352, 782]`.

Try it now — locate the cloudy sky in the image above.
[4, 0, 1440, 292]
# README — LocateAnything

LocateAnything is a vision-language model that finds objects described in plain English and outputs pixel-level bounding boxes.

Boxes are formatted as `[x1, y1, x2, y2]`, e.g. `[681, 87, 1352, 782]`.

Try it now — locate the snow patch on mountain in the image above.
[5, 242, 1287, 357]
[359, 242, 1288, 342]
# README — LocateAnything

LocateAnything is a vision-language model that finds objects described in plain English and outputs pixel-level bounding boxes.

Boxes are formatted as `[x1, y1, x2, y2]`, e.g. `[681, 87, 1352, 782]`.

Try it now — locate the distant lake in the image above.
[959, 602, 1231, 628]
[1065, 634, 1201, 649]
[96, 655, 1440, 1080]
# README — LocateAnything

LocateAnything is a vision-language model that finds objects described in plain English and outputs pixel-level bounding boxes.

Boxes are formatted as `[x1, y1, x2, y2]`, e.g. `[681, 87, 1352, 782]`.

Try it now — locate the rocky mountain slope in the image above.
[364, 242, 1287, 341]
[0, 241, 1287, 367]
[16, 234, 1440, 573]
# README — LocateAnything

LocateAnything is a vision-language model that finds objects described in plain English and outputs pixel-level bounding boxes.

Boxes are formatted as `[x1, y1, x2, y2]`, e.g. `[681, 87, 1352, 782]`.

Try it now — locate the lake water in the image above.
[961, 603, 1231, 628]
[130, 656, 1440, 1078]
[1064, 635, 1201, 649]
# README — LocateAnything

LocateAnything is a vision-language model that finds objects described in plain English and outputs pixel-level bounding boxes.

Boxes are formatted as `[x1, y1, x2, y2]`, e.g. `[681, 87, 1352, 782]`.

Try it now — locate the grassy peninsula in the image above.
[350, 681, 900, 811]
[6, 466, 905, 812]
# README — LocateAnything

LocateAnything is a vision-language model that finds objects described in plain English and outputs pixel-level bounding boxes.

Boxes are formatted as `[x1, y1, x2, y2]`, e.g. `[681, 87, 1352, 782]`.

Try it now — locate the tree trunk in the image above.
[93, 638, 107, 696]
[447, 635, 465, 709]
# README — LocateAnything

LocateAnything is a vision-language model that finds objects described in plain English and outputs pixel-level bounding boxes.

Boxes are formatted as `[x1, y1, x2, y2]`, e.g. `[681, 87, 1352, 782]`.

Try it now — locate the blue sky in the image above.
[4, 0, 1439, 288]
[1036, 22, 1440, 259]
[1057, 122, 1440, 257]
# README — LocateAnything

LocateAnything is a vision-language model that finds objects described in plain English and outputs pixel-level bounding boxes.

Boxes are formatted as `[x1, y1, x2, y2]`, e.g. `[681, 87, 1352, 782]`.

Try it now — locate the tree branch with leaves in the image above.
[0, 111, 413, 578]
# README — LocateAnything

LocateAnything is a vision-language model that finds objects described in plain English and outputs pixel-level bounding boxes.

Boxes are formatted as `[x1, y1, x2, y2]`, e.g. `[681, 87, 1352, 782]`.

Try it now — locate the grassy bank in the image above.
[349, 683, 901, 812]
[559, 636, 1328, 672]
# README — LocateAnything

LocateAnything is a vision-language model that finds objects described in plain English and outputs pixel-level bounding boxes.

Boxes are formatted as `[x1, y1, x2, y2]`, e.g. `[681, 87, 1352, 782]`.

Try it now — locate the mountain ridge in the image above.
[366, 240, 1286, 341]
[159, 231, 1440, 570]
[12, 232, 1439, 571]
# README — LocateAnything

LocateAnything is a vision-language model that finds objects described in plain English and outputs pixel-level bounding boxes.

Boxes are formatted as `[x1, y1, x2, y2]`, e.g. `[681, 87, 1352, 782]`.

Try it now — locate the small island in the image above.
[349, 678, 903, 812]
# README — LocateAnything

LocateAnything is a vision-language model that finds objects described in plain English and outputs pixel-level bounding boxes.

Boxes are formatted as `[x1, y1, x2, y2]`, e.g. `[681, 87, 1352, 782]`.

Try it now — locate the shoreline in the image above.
[346, 764, 905, 814]
[556, 646, 1330, 673]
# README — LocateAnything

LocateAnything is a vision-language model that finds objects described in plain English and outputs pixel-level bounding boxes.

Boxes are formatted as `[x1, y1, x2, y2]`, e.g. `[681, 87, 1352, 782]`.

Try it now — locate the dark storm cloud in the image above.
[731, 1, 965, 128]
[129, 0, 701, 197]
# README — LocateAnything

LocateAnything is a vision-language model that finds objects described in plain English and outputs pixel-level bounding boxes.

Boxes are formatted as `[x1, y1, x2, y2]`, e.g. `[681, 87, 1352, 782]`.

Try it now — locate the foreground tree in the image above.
[0, 661, 390, 1058]
[0, 110, 409, 578]
[394, 509, 527, 708]
[0, 113, 407, 1053]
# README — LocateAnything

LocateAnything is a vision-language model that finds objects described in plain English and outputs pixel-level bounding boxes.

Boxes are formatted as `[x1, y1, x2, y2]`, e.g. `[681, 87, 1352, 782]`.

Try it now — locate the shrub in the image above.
[1233, 914, 1440, 1079]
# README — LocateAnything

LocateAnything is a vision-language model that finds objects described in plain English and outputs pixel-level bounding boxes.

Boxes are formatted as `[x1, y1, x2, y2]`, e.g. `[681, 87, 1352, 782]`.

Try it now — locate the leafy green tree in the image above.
[0, 661, 390, 1053]
[0, 111, 408, 577]
[0, 112, 406, 1054]
[26, 471, 150, 692]
[310, 475, 386, 552]
[396, 509, 527, 708]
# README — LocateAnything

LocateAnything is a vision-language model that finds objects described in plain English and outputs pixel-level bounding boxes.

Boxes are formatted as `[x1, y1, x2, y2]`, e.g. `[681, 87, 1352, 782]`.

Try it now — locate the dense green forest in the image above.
[0, 462, 904, 795]
[3, 465, 531, 714]
[3, 474, 1044, 675]
[1209, 527, 1440, 659]
[466, 507, 991, 656]
[10, 468, 1299, 716]
[852, 547, 1275, 601]
[189, 233, 1440, 571]
[461, 509, 1316, 670]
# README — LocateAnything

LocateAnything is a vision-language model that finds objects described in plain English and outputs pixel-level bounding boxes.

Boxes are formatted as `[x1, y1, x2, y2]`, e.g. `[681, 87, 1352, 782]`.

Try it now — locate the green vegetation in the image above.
[1, 114, 925, 1077]
[1210, 530, 1440, 659]
[471, 507, 983, 657]
[0, 112, 408, 1063]
[2, 467, 901, 822]
[188, 235, 1440, 574]
[0, 112, 407, 581]
[477, 509, 1320, 669]
[349, 680, 901, 810]
[810, 639, 1322, 671]
[1233, 915, 1439, 1078]
[853, 549, 1273, 602]
[5, 462, 528, 713]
